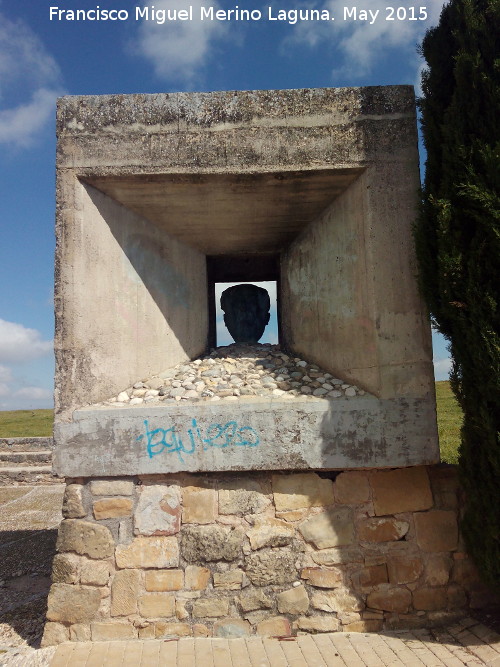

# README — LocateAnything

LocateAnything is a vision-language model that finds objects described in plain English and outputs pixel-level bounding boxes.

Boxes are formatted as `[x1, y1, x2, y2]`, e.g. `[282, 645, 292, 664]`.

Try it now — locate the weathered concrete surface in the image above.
[54, 85, 437, 471]
[281, 164, 433, 401]
[53, 397, 439, 477]
[54, 182, 207, 417]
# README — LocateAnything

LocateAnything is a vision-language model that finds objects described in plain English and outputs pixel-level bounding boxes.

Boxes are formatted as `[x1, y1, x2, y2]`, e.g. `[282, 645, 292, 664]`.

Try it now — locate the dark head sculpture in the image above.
[220, 284, 271, 343]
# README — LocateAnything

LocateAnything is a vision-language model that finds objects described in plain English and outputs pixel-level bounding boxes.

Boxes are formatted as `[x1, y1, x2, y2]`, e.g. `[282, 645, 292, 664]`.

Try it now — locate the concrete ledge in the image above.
[54, 397, 439, 476]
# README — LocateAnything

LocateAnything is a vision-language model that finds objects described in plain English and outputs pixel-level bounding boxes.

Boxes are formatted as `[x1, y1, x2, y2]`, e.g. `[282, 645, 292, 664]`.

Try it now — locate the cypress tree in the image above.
[416, 0, 500, 584]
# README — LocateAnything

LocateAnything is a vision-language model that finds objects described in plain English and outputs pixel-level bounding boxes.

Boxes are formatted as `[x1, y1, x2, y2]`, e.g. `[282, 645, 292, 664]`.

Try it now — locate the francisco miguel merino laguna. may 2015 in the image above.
[49, 5, 428, 24]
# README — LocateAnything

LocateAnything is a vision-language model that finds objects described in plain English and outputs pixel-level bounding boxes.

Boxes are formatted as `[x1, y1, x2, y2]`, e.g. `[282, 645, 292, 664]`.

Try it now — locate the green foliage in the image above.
[416, 0, 500, 584]
[0, 410, 54, 438]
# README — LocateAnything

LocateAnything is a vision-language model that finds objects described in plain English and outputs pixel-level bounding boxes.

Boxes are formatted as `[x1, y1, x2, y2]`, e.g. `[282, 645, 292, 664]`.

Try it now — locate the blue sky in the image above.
[0, 0, 451, 410]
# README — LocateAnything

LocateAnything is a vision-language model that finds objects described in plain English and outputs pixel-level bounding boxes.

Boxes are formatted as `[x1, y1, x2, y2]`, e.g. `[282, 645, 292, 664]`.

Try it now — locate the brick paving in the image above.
[48, 618, 500, 667]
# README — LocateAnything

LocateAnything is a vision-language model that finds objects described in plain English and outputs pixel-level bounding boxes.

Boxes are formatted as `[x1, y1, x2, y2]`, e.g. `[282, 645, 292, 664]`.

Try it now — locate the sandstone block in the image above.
[69, 624, 91, 641]
[46, 583, 101, 624]
[185, 565, 211, 590]
[428, 466, 460, 509]
[138, 593, 175, 618]
[414, 511, 458, 552]
[193, 624, 210, 637]
[111, 569, 140, 616]
[387, 555, 423, 584]
[247, 517, 295, 550]
[447, 584, 467, 609]
[371, 467, 433, 515]
[214, 618, 251, 638]
[134, 485, 181, 536]
[155, 622, 192, 637]
[357, 517, 409, 542]
[452, 558, 481, 589]
[311, 548, 363, 566]
[213, 569, 245, 590]
[275, 509, 309, 522]
[62, 484, 86, 519]
[345, 620, 383, 632]
[145, 569, 184, 591]
[91, 622, 137, 640]
[52, 553, 81, 584]
[115, 536, 179, 569]
[337, 611, 362, 625]
[413, 586, 448, 611]
[257, 617, 291, 637]
[138, 625, 156, 639]
[298, 508, 354, 549]
[90, 480, 134, 496]
[176, 599, 189, 620]
[356, 564, 388, 590]
[93, 497, 132, 520]
[239, 589, 273, 612]
[301, 567, 342, 588]
[297, 616, 340, 632]
[41, 622, 69, 647]
[80, 559, 110, 586]
[424, 554, 452, 586]
[181, 525, 243, 562]
[334, 472, 370, 505]
[219, 479, 270, 515]
[311, 587, 364, 613]
[277, 586, 309, 614]
[367, 584, 411, 613]
[57, 520, 114, 559]
[245, 548, 297, 586]
[182, 485, 217, 524]
[272, 473, 335, 510]
[192, 598, 229, 618]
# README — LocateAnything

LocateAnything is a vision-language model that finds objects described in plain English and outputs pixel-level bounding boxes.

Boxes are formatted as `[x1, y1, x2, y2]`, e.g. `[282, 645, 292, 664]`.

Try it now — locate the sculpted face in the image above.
[220, 284, 271, 343]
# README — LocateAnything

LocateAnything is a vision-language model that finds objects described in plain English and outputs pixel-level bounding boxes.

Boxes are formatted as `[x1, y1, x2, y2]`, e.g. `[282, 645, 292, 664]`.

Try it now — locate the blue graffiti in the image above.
[136, 418, 260, 463]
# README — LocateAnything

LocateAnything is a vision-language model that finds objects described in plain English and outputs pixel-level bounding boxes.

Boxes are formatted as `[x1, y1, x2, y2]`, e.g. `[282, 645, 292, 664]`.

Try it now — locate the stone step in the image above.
[0, 437, 54, 453]
[0, 450, 53, 466]
[0, 466, 63, 486]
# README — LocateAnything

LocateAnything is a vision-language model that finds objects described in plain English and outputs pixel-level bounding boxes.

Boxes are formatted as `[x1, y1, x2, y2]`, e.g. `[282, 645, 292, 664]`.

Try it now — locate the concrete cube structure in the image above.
[54, 86, 438, 476]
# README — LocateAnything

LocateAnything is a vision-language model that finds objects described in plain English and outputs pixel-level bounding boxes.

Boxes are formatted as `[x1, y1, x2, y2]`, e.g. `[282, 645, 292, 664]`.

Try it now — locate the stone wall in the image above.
[42, 465, 485, 646]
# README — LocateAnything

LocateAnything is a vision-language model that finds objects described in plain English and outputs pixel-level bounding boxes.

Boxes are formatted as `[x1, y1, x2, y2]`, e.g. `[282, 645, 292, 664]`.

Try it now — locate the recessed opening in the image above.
[215, 281, 279, 347]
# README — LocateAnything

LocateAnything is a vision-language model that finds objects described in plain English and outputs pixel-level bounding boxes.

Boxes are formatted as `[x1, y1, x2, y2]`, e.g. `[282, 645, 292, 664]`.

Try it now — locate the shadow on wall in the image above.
[83, 183, 208, 361]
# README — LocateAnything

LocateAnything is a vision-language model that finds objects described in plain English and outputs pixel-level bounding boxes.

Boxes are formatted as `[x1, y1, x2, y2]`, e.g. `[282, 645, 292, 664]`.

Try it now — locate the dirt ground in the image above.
[0, 485, 64, 665]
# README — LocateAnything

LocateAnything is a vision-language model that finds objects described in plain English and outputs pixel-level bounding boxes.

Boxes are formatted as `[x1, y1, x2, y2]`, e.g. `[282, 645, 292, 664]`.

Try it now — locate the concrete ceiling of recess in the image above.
[83, 169, 363, 255]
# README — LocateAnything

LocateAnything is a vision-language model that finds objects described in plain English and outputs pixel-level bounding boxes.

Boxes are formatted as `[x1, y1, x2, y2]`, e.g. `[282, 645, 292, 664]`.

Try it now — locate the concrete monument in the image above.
[42, 88, 471, 648]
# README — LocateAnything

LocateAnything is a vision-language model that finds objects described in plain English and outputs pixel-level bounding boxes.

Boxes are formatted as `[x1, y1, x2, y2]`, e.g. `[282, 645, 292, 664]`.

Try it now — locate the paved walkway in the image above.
[49, 618, 500, 667]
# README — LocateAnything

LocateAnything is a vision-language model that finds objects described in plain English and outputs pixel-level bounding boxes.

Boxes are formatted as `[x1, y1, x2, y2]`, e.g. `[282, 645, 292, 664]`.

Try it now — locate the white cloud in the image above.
[135, 0, 227, 83]
[0, 12, 63, 146]
[434, 357, 452, 381]
[0, 87, 60, 147]
[287, 0, 448, 78]
[13, 386, 52, 400]
[0, 319, 53, 364]
[0, 364, 12, 383]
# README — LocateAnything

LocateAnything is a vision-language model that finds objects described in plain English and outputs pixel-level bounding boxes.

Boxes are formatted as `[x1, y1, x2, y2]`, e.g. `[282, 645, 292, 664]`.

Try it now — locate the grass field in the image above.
[435, 380, 463, 464]
[0, 383, 463, 462]
[0, 409, 54, 438]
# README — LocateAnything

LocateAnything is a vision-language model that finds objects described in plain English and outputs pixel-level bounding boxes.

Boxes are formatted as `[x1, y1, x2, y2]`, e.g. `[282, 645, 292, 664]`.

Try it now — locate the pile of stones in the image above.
[99, 343, 365, 407]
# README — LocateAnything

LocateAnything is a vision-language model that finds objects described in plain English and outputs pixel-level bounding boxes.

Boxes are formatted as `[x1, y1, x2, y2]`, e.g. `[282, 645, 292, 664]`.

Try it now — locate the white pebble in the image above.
[130, 397, 143, 405]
